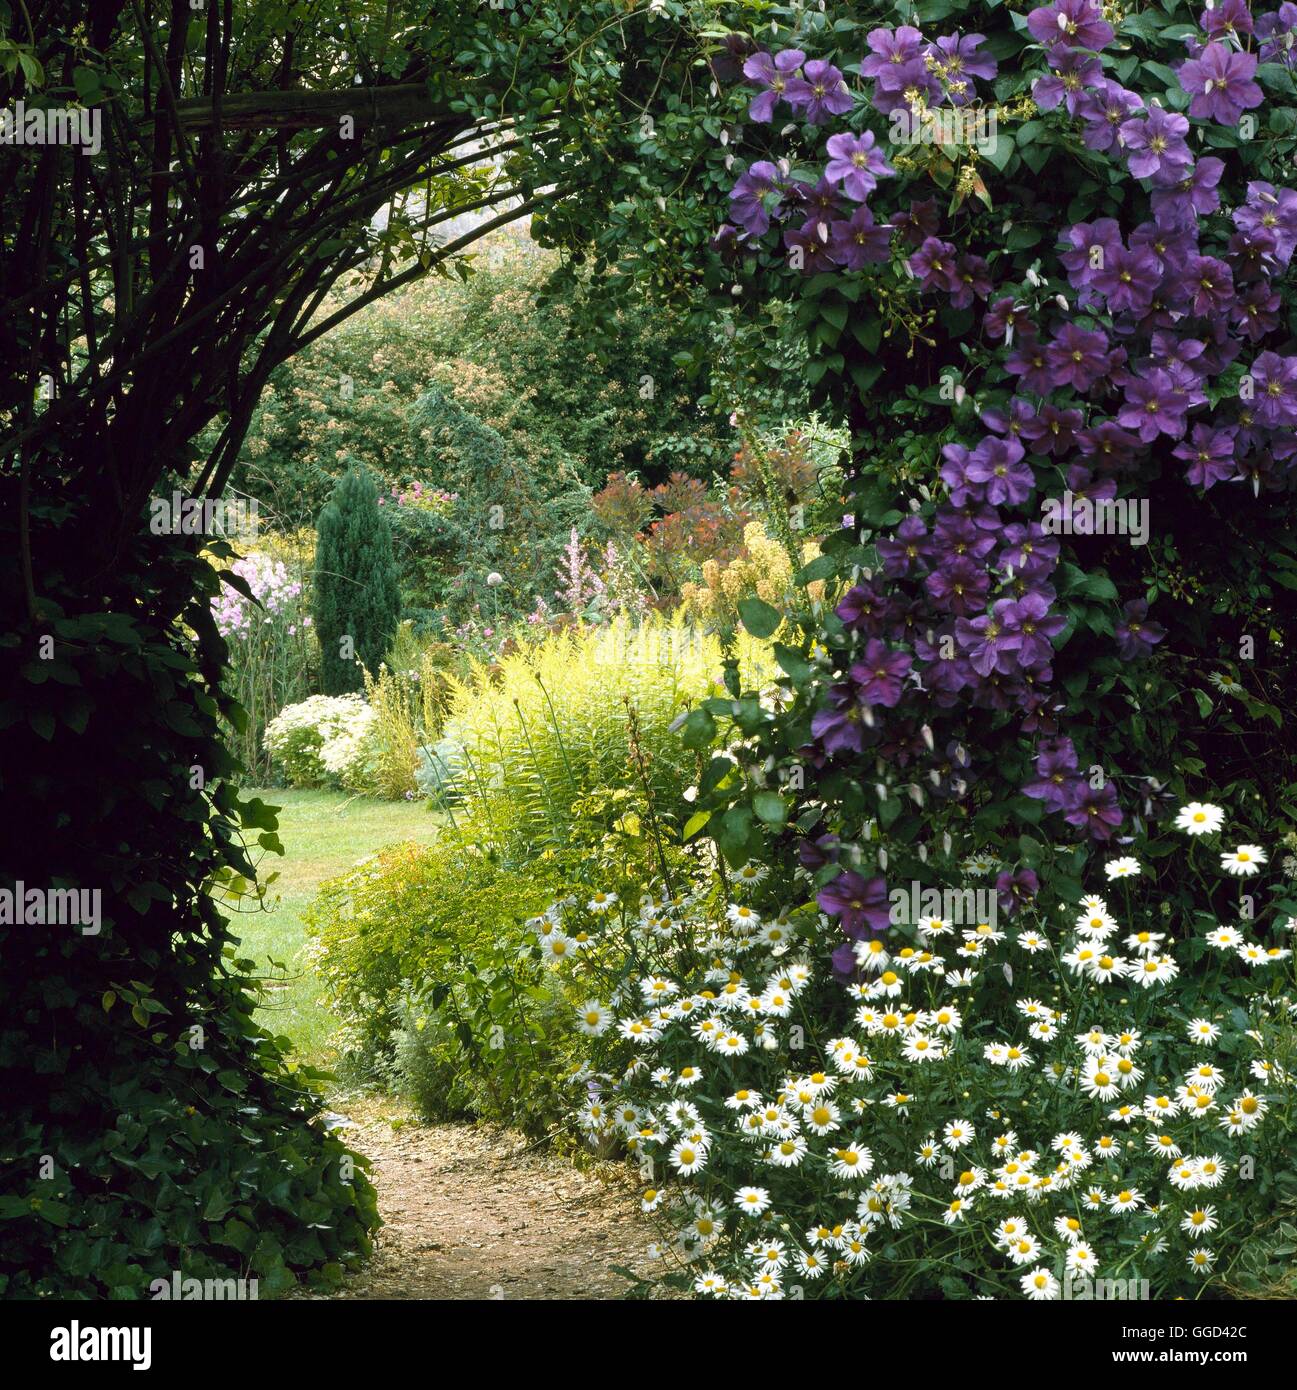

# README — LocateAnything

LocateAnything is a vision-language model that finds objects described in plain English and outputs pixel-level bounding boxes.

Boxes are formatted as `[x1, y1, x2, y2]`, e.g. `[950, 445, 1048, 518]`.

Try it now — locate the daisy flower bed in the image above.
[543, 803, 1296, 1300]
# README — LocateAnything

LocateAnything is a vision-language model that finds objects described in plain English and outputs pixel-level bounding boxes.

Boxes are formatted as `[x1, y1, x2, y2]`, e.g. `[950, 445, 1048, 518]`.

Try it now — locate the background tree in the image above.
[314, 465, 400, 694]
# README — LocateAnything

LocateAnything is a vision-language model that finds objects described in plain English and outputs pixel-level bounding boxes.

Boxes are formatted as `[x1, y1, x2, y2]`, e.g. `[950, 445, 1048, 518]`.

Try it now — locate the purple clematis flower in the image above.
[999, 522, 1060, 580]
[1033, 48, 1103, 114]
[933, 507, 1000, 560]
[1247, 351, 1297, 426]
[1235, 181, 1297, 264]
[1114, 599, 1166, 660]
[1119, 107, 1193, 184]
[850, 638, 913, 707]
[1005, 336, 1055, 396]
[729, 161, 783, 236]
[1179, 43, 1263, 125]
[1150, 156, 1224, 227]
[1023, 737, 1080, 812]
[1021, 404, 1085, 457]
[876, 516, 931, 578]
[981, 397, 1036, 443]
[1257, 3, 1297, 65]
[1118, 369, 1189, 442]
[956, 599, 1024, 676]
[893, 197, 941, 248]
[1232, 282, 1282, 342]
[828, 206, 892, 268]
[927, 31, 998, 104]
[1173, 424, 1239, 489]
[798, 834, 840, 871]
[836, 582, 891, 633]
[1091, 243, 1163, 315]
[951, 254, 993, 309]
[1027, 0, 1115, 50]
[743, 49, 805, 123]
[1004, 591, 1066, 666]
[1184, 255, 1235, 317]
[967, 437, 1036, 507]
[785, 58, 853, 124]
[783, 221, 836, 274]
[860, 25, 926, 87]
[994, 867, 1040, 917]
[811, 684, 870, 754]
[909, 236, 961, 292]
[824, 130, 894, 200]
[1060, 217, 1123, 289]
[818, 870, 891, 939]
[983, 298, 1035, 344]
[1044, 324, 1112, 393]
[1077, 79, 1144, 152]
[1076, 421, 1143, 471]
[925, 555, 991, 617]
[940, 443, 981, 506]
[1064, 780, 1124, 840]
[1202, 0, 1254, 39]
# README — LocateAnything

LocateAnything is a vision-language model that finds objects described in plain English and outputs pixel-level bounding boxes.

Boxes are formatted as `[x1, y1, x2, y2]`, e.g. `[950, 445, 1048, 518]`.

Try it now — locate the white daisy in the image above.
[1175, 802, 1225, 836]
[1221, 844, 1267, 876]
[576, 1000, 613, 1035]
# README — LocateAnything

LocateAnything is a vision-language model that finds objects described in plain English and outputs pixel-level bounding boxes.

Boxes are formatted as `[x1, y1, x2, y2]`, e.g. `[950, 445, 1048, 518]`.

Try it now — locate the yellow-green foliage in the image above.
[437, 611, 775, 850]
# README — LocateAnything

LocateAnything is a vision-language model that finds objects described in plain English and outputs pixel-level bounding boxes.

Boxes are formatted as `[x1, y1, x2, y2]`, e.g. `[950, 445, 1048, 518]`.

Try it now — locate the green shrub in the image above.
[303, 826, 579, 1131]
[313, 466, 400, 695]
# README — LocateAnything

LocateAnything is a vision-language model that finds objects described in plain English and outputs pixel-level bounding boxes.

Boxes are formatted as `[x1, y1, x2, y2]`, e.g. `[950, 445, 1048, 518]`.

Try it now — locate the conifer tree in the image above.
[313, 465, 401, 694]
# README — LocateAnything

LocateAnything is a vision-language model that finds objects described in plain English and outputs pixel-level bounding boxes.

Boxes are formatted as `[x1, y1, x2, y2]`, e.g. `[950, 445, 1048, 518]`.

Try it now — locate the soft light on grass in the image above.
[223, 788, 442, 1071]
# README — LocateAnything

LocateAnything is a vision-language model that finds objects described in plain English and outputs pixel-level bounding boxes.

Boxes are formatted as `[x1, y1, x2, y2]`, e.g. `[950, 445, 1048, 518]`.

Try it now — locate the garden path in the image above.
[299, 1104, 657, 1300]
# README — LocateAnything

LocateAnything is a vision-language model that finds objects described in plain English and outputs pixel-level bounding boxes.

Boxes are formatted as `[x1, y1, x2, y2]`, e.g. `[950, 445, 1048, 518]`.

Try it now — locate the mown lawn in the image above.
[222, 788, 442, 1071]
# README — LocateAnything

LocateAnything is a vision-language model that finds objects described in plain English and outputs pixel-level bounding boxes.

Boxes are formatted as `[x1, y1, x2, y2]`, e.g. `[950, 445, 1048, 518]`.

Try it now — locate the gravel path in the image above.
[298, 1101, 659, 1300]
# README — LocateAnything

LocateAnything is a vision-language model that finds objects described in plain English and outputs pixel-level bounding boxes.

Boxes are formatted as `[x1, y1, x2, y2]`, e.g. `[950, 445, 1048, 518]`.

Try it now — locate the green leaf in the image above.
[980, 130, 1014, 171]
[737, 596, 781, 639]
[679, 708, 716, 750]
[753, 792, 788, 826]
[682, 809, 711, 840]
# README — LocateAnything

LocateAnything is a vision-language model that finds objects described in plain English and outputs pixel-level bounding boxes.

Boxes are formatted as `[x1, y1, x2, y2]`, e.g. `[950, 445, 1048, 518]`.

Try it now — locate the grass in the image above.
[222, 788, 442, 1073]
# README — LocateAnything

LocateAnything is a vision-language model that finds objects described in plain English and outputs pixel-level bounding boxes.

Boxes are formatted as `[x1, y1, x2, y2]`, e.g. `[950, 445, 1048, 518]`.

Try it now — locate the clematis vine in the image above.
[713, 0, 1297, 963]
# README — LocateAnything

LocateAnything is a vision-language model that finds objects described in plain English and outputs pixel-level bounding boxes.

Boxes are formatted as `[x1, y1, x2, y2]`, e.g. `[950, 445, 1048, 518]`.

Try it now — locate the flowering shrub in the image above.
[682, 520, 825, 630]
[263, 694, 375, 789]
[547, 800, 1296, 1299]
[210, 548, 315, 779]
